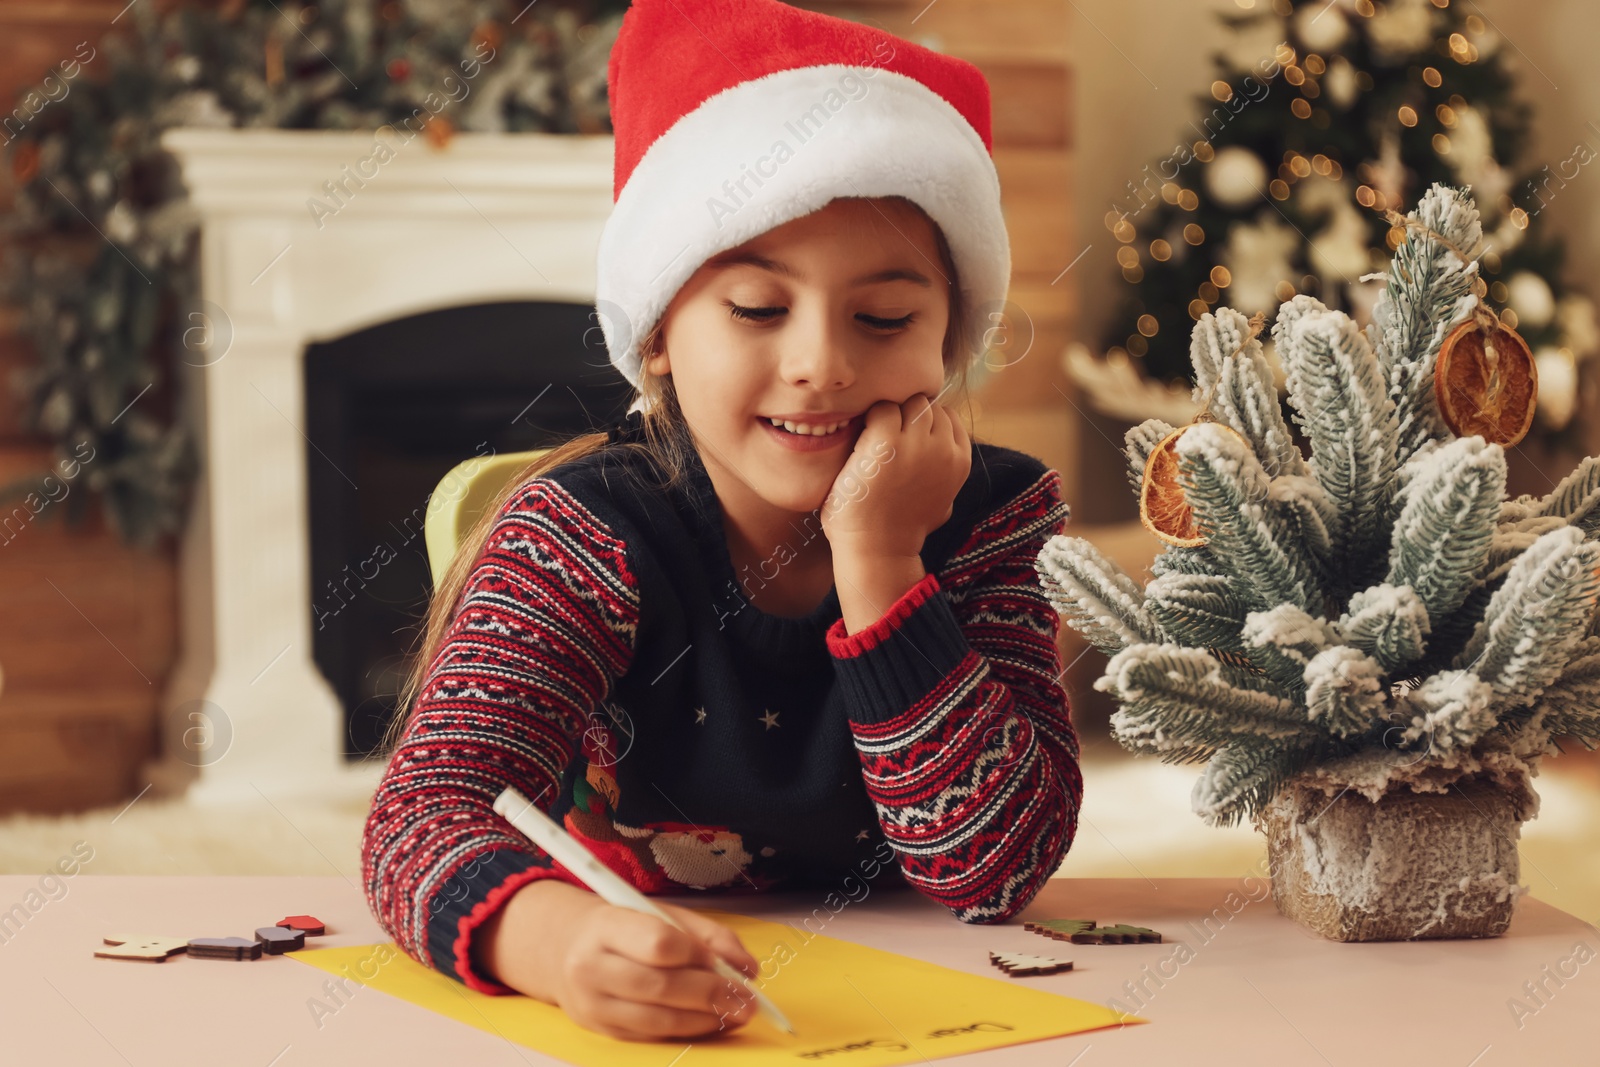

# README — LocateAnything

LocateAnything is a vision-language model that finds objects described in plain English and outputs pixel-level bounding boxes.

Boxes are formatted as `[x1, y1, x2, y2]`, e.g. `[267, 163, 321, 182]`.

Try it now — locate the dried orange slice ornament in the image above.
[1139, 419, 1250, 548]
[1434, 314, 1538, 446]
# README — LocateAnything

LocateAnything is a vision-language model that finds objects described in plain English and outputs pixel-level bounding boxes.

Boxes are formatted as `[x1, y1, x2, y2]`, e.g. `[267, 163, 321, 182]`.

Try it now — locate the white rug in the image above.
[0, 756, 1592, 925]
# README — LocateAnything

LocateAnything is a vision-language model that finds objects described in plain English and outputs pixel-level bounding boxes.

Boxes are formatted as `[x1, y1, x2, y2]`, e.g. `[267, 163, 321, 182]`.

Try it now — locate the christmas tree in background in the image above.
[1074, 0, 1598, 444]
[1039, 183, 1600, 829]
[1, 0, 627, 547]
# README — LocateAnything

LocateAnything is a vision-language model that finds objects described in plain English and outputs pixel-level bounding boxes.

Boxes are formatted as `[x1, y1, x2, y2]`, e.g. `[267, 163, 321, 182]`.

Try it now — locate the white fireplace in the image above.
[148, 128, 615, 806]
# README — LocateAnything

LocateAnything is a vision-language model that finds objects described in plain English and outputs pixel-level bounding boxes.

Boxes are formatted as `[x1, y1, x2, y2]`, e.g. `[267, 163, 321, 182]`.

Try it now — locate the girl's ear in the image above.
[644, 346, 670, 377]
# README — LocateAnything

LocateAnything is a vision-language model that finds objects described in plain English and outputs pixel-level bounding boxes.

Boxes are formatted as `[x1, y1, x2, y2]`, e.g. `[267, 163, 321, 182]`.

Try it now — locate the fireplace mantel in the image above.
[150, 127, 615, 806]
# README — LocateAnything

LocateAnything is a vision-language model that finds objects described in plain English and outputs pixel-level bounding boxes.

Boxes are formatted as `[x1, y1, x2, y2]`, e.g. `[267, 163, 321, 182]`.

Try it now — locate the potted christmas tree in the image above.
[1038, 182, 1600, 942]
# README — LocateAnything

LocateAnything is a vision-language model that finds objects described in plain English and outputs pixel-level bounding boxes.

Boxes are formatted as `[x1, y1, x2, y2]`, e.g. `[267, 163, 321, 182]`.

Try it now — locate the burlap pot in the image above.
[1254, 769, 1534, 942]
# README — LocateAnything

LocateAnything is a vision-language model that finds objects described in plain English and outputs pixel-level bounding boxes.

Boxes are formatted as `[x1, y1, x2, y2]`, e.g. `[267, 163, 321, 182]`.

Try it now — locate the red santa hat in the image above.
[595, 0, 1010, 394]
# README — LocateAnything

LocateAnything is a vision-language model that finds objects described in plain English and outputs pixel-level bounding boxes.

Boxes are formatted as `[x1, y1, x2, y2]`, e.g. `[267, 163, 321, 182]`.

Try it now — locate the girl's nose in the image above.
[777, 307, 855, 389]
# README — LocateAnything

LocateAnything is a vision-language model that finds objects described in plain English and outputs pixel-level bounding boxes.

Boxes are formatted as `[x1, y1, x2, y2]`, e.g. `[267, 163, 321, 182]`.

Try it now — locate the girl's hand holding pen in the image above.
[478, 878, 764, 1042]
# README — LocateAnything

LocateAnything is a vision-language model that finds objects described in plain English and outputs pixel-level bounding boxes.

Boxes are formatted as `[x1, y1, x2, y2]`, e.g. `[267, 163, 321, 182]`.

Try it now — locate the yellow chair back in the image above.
[422, 448, 552, 588]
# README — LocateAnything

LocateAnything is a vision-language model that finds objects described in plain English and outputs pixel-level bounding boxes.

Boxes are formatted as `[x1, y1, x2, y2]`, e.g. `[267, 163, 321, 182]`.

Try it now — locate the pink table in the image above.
[2, 874, 1593, 1065]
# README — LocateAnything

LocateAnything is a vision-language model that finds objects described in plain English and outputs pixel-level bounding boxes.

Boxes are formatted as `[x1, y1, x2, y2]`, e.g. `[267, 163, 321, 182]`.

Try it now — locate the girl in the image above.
[362, 0, 1083, 1044]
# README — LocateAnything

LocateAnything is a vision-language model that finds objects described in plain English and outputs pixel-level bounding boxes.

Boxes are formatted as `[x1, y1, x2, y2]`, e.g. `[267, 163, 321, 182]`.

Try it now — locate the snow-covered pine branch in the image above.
[1526, 637, 1600, 744]
[1339, 583, 1431, 674]
[1240, 602, 1343, 695]
[1125, 417, 1175, 495]
[1385, 435, 1505, 622]
[1099, 643, 1315, 752]
[1392, 669, 1498, 753]
[1144, 572, 1250, 653]
[1035, 536, 1164, 655]
[1175, 421, 1322, 614]
[1365, 182, 1483, 466]
[1303, 646, 1387, 739]
[1191, 739, 1314, 828]
[1269, 473, 1337, 573]
[1189, 308, 1307, 478]
[1505, 454, 1600, 536]
[1279, 310, 1399, 585]
[1453, 526, 1600, 710]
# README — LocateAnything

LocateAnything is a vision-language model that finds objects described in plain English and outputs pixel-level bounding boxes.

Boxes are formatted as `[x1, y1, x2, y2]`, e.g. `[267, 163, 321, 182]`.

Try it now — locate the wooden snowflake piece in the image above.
[989, 950, 1073, 977]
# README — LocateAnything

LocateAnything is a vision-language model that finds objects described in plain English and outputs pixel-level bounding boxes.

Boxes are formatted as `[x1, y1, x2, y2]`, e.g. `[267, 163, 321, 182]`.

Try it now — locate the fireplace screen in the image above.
[304, 300, 633, 758]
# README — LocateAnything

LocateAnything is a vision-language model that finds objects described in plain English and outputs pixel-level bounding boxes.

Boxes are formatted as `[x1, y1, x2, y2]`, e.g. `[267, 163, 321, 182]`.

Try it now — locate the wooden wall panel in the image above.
[0, 3, 176, 814]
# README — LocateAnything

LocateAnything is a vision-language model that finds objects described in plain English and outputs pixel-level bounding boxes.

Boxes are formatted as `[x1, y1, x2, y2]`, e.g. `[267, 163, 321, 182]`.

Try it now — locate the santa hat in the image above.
[595, 0, 1010, 395]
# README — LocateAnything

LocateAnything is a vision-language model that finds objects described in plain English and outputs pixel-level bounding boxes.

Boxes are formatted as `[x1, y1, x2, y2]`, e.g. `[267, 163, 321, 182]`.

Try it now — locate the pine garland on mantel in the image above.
[0, 0, 628, 548]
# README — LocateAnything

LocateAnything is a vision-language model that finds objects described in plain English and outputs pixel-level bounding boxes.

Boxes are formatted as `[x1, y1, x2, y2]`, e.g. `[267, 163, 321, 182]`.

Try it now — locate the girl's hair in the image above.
[379, 196, 978, 759]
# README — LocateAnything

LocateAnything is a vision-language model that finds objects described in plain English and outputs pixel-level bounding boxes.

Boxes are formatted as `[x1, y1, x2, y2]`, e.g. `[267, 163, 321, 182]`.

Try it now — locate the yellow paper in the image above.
[288, 909, 1145, 1065]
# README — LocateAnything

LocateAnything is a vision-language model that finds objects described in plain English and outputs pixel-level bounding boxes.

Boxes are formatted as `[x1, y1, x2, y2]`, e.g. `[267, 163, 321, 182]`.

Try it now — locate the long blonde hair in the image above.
[380, 197, 978, 758]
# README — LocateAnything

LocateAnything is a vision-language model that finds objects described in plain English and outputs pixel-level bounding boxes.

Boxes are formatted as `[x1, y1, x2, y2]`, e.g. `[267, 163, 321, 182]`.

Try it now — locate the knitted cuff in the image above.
[826, 572, 972, 726]
[428, 846, 587, 995]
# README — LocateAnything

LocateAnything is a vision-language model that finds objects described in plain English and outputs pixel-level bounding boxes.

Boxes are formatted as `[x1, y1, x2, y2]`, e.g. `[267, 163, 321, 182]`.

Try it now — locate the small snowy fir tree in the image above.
[1038, 182, 1600, 828]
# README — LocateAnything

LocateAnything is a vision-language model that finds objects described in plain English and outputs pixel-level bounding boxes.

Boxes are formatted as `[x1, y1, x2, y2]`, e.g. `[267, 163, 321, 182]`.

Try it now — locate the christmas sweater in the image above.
[361, 420, 1084, 995]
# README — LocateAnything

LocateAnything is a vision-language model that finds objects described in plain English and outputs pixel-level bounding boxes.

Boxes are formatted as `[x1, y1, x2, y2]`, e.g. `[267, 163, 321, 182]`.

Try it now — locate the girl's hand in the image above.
[553, 899, 764, 1042]
[821, 394, 971, 559]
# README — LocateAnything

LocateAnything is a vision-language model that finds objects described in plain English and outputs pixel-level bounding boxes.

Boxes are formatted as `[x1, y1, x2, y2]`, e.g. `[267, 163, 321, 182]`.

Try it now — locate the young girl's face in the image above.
[646, 197, 952, 516]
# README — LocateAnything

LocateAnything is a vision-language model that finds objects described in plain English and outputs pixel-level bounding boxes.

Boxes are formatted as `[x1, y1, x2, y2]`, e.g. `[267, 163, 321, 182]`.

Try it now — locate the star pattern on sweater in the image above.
[759, 709, 780, 730]
[855, 829, 870, 841]
[694, 706, 707, 724]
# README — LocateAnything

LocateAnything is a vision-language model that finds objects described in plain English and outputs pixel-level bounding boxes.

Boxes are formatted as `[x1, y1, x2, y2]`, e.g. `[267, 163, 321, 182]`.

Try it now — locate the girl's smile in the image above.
[756, 412, 867, 452]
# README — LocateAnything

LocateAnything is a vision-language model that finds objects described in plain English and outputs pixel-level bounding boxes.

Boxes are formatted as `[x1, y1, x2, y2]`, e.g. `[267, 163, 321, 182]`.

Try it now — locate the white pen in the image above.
[492, 785, 794, 1035]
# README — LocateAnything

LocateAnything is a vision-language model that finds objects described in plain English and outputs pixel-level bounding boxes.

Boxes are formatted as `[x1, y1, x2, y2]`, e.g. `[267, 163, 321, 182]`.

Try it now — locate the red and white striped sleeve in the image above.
[825, 467, 1081, 923]
[361, 476, 640, 993]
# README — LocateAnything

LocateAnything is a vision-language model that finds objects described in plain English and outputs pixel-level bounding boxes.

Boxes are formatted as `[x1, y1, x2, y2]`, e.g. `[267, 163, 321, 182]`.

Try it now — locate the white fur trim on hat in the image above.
[594, 64, 1010, 390]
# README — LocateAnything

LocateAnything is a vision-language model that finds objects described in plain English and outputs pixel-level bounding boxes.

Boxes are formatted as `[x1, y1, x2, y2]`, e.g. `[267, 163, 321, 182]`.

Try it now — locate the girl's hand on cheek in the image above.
[820, 393, 970, 561]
